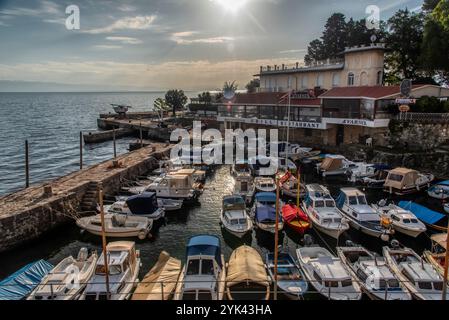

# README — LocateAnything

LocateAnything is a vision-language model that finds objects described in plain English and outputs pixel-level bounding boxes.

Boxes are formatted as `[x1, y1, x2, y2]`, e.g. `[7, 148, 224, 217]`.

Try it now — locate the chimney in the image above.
[296, 62, 299, 69]
[282, 64, 285, 70]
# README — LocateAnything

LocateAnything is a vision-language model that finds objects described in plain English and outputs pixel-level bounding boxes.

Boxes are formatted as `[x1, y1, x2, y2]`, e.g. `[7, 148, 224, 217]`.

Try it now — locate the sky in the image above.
[0, 0, 424, 91]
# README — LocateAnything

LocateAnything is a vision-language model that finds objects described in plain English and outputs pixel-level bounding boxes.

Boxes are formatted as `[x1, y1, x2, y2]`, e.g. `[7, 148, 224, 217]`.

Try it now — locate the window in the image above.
[341, 279, 353, 287]
[332, 73, 340, 87]
[360, 72, 368, 86]
[201, 259, 214, 275]
[325, 280, 339, 287]
[348, 72, 355, 86]
[325, 200, 334, 207]
[377, 71, 383, 85]
[301, 75, 308, 89]
[418, 282, 432, 290]
[313, 271, 323, 285]
[187, 260, 200, 275]
[182, 291, 197, 300]
[388, 174, 403, 182]
[314, 200, 324, 208]
[316, 74, 324, 87]
[349, 196, 358, 205]
[392, 215, 401, 222]
[434, 282, 443, 291]
[357, 196, 367, 205]
[305, 129, 312, 137]
[198, 291, 213, 300]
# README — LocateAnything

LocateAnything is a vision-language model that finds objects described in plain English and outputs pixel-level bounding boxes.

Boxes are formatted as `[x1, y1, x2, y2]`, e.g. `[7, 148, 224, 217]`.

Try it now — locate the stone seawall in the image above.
[0, 144, 171, 253]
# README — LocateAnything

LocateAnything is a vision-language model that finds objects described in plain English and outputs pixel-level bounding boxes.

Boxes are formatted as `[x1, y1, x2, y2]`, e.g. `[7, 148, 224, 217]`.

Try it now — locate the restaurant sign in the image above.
[323, 118, 390, 128]
[217, 116, 325, 130]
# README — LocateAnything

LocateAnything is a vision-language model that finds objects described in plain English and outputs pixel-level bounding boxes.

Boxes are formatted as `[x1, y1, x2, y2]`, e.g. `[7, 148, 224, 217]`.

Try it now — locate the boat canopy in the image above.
[186, 235, 222, 268]
[282, 205, 300, 223]
[223, 196, 246, 211]
[226, 246, 270, 288]
[0, 260, 54, 300]
[255, 192, 276, 203]
[431, 233, 447, 250]
[384, 168, 418, 190]
[131, 251, 181, 301]
[435, 180, 449, 187]
[398, 201, 445, 225]
[320, 156, 345, 171]
[126, 192, 158, 215]
[255, 206, 277, 223]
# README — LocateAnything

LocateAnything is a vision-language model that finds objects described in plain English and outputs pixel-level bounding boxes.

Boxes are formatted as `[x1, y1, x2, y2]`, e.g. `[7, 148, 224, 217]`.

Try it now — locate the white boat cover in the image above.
[226, 246, 270, 288]
[131, 251, 181, 300]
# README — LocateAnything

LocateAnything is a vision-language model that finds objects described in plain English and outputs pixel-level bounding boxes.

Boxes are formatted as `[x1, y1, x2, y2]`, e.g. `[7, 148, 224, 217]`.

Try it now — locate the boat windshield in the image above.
[388, 174, 404, 182]
[187, 259, 215, 276]
[325, 200, 335, 207]
[378, 278, 400, 289]
[357, 196, 367, 205]
[230, 219, 247, 226]
[95, 264, 122, 275]
[314, 200, 324, 208]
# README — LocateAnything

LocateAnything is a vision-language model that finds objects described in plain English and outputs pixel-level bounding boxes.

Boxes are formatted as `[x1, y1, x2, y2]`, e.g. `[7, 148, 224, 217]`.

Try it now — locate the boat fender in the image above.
[381, 233, 390, 242]
[138, 230, 147, 240]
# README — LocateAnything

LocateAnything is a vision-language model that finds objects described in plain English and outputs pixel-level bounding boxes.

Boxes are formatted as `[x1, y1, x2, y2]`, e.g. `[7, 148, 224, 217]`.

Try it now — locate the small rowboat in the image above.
[282, 203, 310, 234]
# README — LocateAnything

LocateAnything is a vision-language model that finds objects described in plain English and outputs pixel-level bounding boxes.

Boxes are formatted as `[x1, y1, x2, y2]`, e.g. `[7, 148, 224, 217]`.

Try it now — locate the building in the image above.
[256, 44, 386, 92]
[217, 85, 449, 146]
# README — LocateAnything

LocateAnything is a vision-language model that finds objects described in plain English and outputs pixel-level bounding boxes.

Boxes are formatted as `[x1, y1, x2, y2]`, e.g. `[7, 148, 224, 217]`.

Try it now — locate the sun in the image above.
[213, 0, 248, 14]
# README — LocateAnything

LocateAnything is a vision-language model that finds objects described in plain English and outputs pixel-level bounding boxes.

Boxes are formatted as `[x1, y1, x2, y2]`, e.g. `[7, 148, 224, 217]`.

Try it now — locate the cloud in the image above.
[0, 0, 59, 17]
[118, 5, 137, 12]
[171, 31, 234, 45]
[279, 49, 306, 54]
[93, 45, 123, 50]
[84, 15, 157, 34]
[106, 36, 143, 44]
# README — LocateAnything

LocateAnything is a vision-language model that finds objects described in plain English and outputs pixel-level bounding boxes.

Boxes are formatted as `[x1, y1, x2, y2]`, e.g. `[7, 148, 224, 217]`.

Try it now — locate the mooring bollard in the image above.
[25, 140, 29, 188]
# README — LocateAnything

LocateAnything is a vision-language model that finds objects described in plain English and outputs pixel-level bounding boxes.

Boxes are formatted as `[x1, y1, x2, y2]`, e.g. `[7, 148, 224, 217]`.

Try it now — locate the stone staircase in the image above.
[80, 181, 100, 212]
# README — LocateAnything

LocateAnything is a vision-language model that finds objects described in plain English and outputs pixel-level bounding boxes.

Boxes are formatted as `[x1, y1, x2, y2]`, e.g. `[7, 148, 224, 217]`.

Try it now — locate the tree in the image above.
[304, 39, 326, 65]
[153, 98, 170, 121]
[385, 9, 425, 81]
[423, 0, 441, 12]
[165, 89, 188, 117]
[223, 81, 238, 99]
[245, 79, 260, 93]
[432, 0, 449, 29]
[320, 13, 348, 59]
[198, 91, 212, 105]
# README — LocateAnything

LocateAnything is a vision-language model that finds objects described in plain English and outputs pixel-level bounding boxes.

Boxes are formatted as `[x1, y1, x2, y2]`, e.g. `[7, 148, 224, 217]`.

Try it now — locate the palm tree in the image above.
[223, 81, 238, 100]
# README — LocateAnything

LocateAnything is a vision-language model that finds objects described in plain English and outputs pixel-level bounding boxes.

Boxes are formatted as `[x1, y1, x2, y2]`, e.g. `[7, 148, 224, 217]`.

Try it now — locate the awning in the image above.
[0, 260, 54, 300]
[398, 201, 445, 225]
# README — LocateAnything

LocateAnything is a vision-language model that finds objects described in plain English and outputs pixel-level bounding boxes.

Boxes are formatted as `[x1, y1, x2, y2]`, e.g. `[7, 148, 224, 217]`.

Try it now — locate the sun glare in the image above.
[213, 0, 248, 14]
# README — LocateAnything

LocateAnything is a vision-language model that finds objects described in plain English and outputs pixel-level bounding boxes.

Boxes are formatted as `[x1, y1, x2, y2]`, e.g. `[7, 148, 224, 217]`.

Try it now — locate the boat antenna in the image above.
[99, 184, 111, 300]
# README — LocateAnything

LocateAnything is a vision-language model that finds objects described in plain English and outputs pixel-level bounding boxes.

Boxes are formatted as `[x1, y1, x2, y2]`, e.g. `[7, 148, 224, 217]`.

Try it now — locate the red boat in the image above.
[282, 203, 310, 234]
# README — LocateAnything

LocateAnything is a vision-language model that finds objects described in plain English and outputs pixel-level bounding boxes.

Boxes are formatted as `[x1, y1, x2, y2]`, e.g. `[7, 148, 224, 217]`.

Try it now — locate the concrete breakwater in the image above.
[0, 143, 172, 253]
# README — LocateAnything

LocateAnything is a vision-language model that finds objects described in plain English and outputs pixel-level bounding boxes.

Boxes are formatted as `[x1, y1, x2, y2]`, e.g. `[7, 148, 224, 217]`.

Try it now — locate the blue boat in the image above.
[427, 180, 449, 200]
[175, 235, 226, 300]
[398, 201, 446, 226]
[251, 193, 283, 234]
[0, 260, 53, 300]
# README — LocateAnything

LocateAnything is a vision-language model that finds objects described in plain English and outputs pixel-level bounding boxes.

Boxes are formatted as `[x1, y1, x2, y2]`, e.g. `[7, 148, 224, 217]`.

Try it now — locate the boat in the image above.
[278, 171, 305, 198]
[265, 252, 308, 299]
[372, 201, 426, 238]
[337, 246, 411, 300]
[254, 177, 276, 193]
[249, 156, 278, 176]
[111, 104, 131, 114]
[347, 163, 377, 183]
[226, 245, 270, 300]
[336, 188, 394, 241]
[81, 241, 140, 300]
[251, 192, 284, 234]
[445, 203, 449, 214]
[428, 181, 449, 200]
[270, 141, 319, 161]
[114, 195, 183, 212]
[282, 201, 310, 235]
[76, 214, 153, 240]
[316, 155, 355, 177]
[104, 192, 165, 220]
[131, 251, 182, 300]
[231, 160, 251, 177]
[423, 233, 448, 280]
[359, 164, 391, 189]
[384, 167, 434, 195]
[220, 195, 253, 238]
[27, 248, 97, 300]
[398, 201, 446, 229]
[276, 157, 298, 175]
[296, 246, 362, 300]
[232, 174, 255, 205]
[147, 174, 201, 203]
[0, 260, 54, 300]
[302, 184, 349, 239]
[174, 235, 226, 300]
[383, 244, 448, 300]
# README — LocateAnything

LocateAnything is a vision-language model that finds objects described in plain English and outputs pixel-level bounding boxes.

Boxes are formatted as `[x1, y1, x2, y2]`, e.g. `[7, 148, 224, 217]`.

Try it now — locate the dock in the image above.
[0, 143, 172, 253]
[83, 128, 134, 144]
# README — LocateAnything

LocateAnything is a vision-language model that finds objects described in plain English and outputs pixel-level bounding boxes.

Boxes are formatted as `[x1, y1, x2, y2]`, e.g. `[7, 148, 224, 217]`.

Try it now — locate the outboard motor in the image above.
[303, 234, 314, 247]
[345, 240, 356, 247]
[378, 199, 387, 207]
[390, 239, 401, 249]
[77, 247, 89, 262]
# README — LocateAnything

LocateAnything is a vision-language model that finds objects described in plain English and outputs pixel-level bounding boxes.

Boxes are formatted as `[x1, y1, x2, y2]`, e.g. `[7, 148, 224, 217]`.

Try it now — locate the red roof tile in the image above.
[319, 85, 426, 99]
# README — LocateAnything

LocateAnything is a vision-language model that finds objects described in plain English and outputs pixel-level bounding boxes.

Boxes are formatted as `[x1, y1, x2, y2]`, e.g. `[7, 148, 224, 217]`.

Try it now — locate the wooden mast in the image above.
[99, 185, 111, 299]
[274, 174, 280, 300]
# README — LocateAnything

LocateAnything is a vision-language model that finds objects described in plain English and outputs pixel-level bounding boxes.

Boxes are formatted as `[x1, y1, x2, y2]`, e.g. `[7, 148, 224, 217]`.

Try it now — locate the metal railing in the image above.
[395, 112, 449, 123]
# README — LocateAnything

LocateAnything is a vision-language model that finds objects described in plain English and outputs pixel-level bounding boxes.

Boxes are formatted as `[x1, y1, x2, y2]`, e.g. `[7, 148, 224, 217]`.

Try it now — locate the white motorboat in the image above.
[81, 242, 140, 300]
[296, 246, 362, 300]
[384, 167, 434, 195]
[347, 163, 377, 183]
[336, 188, 394, 241]
[174, 235, 226, 300]
[147, 174, 201, 203]
[302, 184, 349, 239]
[254, 177, 276, 193]
[220, 195, 253, 238]
[428, 180, 449, 200]
[232, 174, 255, 205]
[76, 214, 153, 240]
[383, 245, 448, 300]
[337, 246, 412, 300]
[27, 248, 98, 300]
[251, 192, 284, 234]
[111, 104, 131, 114]
[115, 195, 183, 212]
[104, 193, 165, 220]
[265, 252, 308, 299]
[372, 201, 426, 238]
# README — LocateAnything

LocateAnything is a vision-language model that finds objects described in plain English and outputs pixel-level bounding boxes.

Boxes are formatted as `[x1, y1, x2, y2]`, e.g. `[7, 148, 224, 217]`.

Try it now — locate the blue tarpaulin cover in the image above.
[255, 192, 277, 203]
[255, 205, 277, 223]
[126, 192, 158, 215]
[435, 180, 449, 187]
[0, 260, 54, 300]
[398, 201, 445, 225]
[186, 235, 222, 268]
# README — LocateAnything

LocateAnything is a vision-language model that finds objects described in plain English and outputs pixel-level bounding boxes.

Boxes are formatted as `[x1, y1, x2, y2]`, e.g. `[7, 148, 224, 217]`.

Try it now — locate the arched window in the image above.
[316, 74, 324, 87]
[360, 72, 368, 86]
[332, 73, 340, 87]
[348, 72, 355, 86]
[376, 71, 383, 85]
